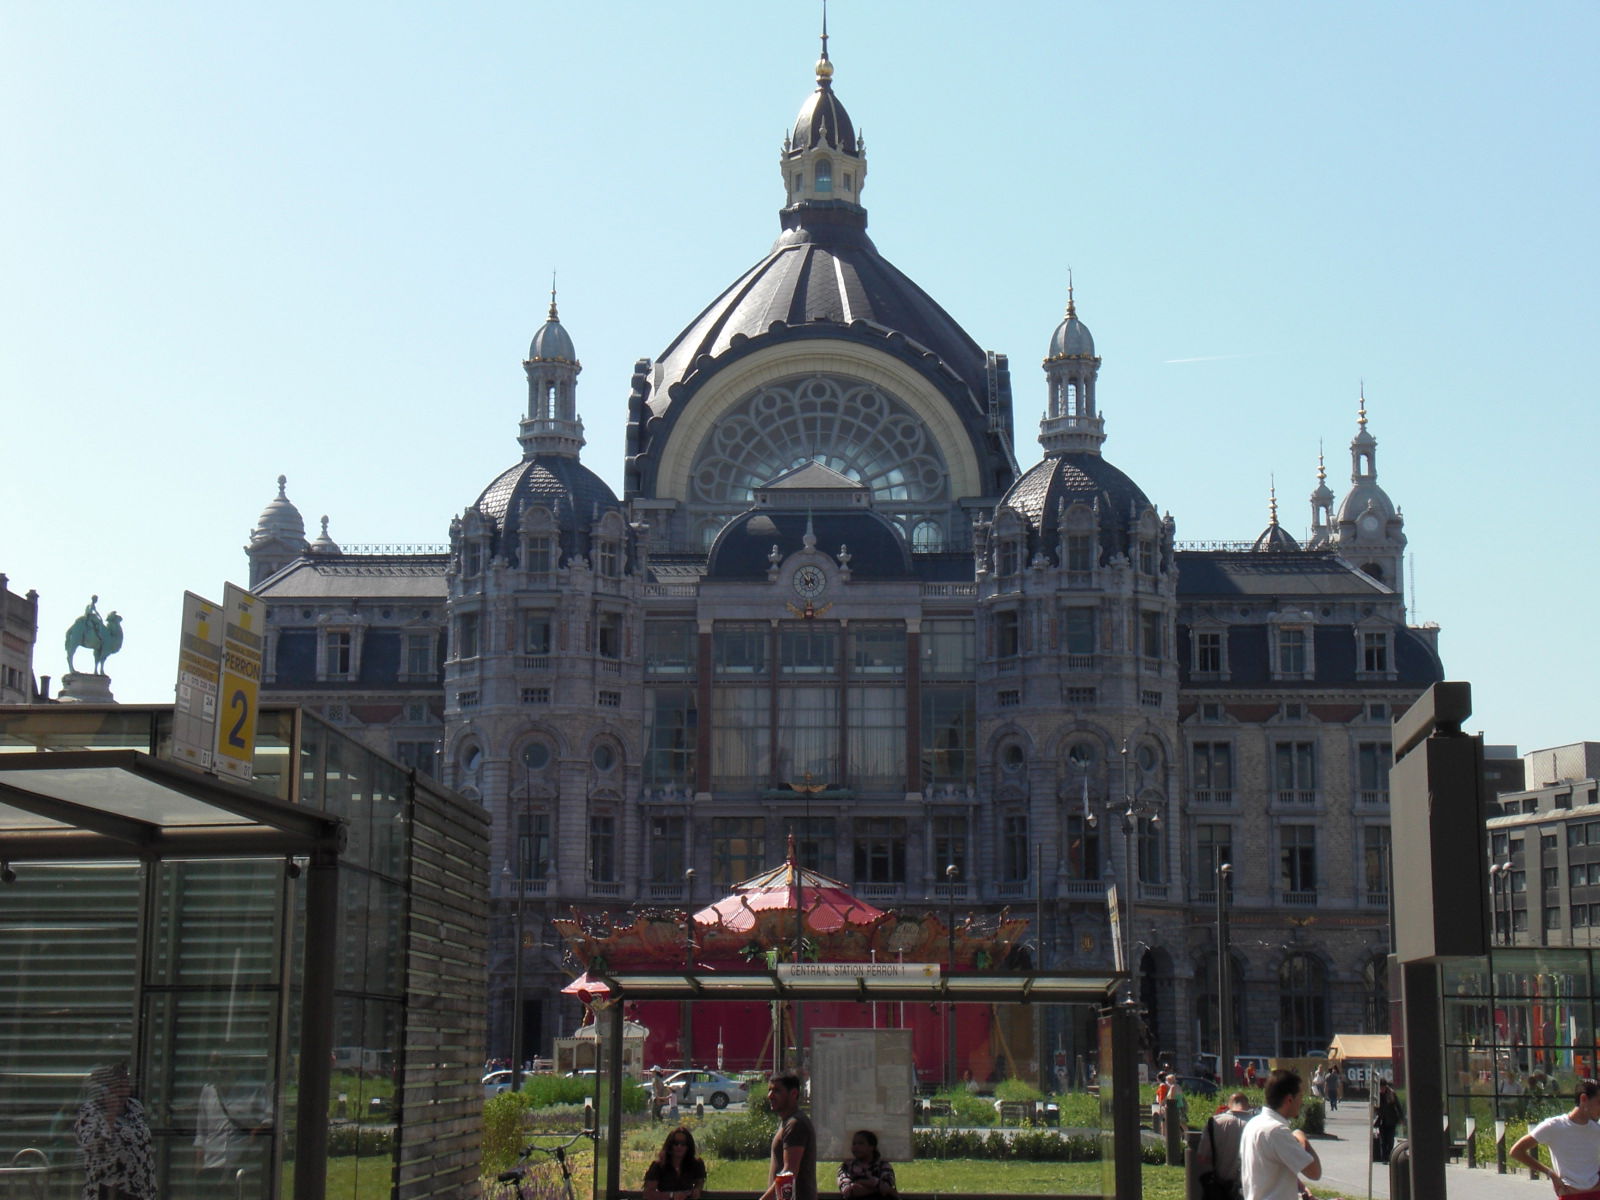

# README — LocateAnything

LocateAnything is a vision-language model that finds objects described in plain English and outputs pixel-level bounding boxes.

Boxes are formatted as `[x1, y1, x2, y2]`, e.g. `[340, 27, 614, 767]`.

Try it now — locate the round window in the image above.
[521, 742, 550, 771]
[1067, 743, 1096, 768]
[1002, 744, 1026, 772]
[1136, 745, 1159, 771]
[592, 743, 617, 772]
[460, 745, 482, 774]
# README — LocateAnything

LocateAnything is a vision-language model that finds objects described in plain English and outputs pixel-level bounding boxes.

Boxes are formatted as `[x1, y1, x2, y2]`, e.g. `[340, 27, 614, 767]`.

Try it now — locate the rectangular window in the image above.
[711, 817, 765, 886]
[776, 686, 839, 783]
[779, 623, 838, 674]
[922, 619, 975, 677]
[1274, 741, 1317, 801]
[997, 689, 1020, 707]
[1140, 611, 1162, 659]
[1362, 631, 1389, 673]
[648, 815, 684, 885]
[1139, 539, 1157, 575]
[1278, 627, 1307, 674]
[1364, 825, 1391, 902]
[1192, 742, 1234, 802]
[644, 620, 696, 675]
[596, 611, 623, 659]
[995, 539, 1021, 578]
[324, 631, 352, 677]
[850, 625, 906, 675]
[921, 688, 976, 786]
[1136, 817, 1164, 884]
[1196, 824, 1232, 891]
[1575, 905, 1591, 929]
[1281, 825, 1317, 894]
[519, 811, 552, 881]
[1195, 631, 1223, 673]
[853, 818, 907, 884]
[714, 623, 768, 675]
[1141, 689, 1162, 709]
[848, 686, 905, 791]
[995, 610, 1020, 658]
[1064, 608, 1096, 656]
[589, 813, 617, 882]
[786, 816, 838, 876]
[523, 535, 554, 574]
[1065, 533, 1094, 573]
[522, 613, 554, 655]
[645, 688, 697, 788]
[1543, 866, 1559, 891]
[1357, 742, 1392, 802]
[463, 542, 484, 576]
[933, 815, 967, 878]
[521, 687, 550, 705]
[1002, 814, 1030, 882]
[405, 633, 434, 676]
[597, 539, 620, 578]
[597, 690, 622, 708]
[711, 686, 771, 789]
[454, 612, 480, 660]
[1065, 814, 1100, 880]
[1556, 791, 1573, 810]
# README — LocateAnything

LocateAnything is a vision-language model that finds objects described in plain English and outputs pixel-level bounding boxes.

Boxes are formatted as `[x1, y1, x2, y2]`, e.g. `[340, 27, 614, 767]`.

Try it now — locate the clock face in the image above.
[1359, 514, 1381, 534]
[792, 564, 827, 599]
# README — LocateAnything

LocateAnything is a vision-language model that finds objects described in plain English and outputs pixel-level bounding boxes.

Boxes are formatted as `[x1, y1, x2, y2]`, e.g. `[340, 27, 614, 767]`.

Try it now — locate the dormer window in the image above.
[996, 539, 1020, 578]
[1065, 532, 1094, 573]
[1278, 627, 1307, 674]
[597, 539, 620, 578]
[1139, 538, 1157, 575]
[462, 541, 484, 577]
[842, 171, 853, 193]
[814, 158, 833, 193]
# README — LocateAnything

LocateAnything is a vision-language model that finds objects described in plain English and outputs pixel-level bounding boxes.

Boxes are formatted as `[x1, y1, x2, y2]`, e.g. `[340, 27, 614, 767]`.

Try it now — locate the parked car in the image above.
[664, 1069, 748, 1109]
[1173, 1074, 1219, 1099]
[483, 1069, 516, 1098]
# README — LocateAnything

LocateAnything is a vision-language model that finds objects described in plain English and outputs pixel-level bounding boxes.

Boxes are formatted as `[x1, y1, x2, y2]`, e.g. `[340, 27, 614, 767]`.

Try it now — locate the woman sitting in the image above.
[643, 1127, 706, 1200]
[837, 1130, 897, 1199]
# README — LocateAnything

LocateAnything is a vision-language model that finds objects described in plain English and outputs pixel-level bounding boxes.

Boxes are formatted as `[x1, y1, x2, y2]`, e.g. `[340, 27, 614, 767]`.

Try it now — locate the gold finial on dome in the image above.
[816, 0, 833, 81]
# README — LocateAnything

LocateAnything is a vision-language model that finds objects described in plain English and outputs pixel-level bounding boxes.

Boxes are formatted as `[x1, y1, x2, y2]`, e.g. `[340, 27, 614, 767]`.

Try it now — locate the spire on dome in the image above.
[1252, 478, 1300, 552]
[818, 0, 831, 80]
[521, 294, 585, 458]
[782, 5, 865, 215]
[1039, 282, 1105, 456]
[548, 271, 559, 322]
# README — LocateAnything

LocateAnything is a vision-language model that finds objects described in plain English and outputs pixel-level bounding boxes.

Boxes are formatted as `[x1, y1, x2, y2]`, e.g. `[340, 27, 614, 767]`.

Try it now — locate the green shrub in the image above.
[697, 1106, 778, 1159]
[327, 1121, 394, 1157]
[928, 1088, 998, 1127]
[484, 1090, 529, 1175]
[1295, 1097, 1325, 1136]
[994, 1078, 1044, 1103]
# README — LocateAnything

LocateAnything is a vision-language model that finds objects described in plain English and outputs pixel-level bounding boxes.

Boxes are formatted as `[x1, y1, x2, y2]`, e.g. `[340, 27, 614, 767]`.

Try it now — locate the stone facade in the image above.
[245, 43, 1443, 1073]
[0, 574, 39, 703]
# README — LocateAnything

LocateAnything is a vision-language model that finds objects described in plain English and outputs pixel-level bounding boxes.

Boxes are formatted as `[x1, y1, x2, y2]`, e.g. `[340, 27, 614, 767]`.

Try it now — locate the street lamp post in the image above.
[683, 867, 696, 1068]
[510, 859, 526, 1091]
[945, 862, 959, 1088]
[1216, 862, 1233, 1088]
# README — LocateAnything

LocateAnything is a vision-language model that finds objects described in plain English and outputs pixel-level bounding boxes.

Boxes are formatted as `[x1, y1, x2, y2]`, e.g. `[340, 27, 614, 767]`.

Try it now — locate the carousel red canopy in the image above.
[693, 836, 885, 934]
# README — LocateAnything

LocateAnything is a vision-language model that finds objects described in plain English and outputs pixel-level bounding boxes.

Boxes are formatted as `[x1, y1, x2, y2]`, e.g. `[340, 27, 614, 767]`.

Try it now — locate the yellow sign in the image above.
[214, 582, 263, 781]
[173, 591, 223, 770]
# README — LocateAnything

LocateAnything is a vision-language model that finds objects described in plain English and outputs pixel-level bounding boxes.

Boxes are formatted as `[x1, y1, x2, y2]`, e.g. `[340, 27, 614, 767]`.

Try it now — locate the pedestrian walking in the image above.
[1371, 1080, 1404, 1164]
[1240, 1069, 1321, 1200]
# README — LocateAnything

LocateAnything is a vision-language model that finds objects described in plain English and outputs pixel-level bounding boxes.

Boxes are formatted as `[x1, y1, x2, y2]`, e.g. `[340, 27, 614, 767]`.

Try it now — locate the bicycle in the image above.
[493, 1128, 592, 1200]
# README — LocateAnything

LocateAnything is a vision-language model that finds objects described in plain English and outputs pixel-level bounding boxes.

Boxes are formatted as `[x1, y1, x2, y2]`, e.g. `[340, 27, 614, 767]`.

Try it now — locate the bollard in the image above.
[1164, 1097, 1183, 1166]
[1183, 1129, 1202, 1200]
[1389, 1138, 1412, 1200]
[1495, 1118, 1507, 1173]
[1464, 1116, 1476, 1168]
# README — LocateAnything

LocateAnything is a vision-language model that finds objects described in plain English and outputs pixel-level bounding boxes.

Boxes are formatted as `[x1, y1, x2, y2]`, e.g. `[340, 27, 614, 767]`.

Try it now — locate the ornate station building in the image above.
[245, 38, 1441, 1075]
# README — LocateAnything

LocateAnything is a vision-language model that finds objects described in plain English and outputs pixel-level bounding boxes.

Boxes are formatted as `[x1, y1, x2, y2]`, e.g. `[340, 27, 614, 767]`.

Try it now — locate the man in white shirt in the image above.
[1511, 1077, 1600, 1198]
[1240, 1069, 1321, 1200]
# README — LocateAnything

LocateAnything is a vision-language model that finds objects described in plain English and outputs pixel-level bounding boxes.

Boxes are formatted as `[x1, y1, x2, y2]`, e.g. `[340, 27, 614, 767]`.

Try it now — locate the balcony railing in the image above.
[1193, 789, 1234, 806]
[1277, 790, 1317, 806]
[855, 883, 904, 903]
[597, 659, 622, 675]
[1194, 888, 1217, 904]
[1282, 889, 1319, 906]
[648, 883, 685, 902]
[590, 881, 624, 898]
[994, 881, 1030, 900]
[518, 655, 553, 671]
[921, 583, 977, 598]
[1065, 654, 1095, 671]
[932, 882, 970, 901]
[1060, 878, 1107, 900]
[1358, 790, 1390, 807]
[643, 583, 699, 598]
[1365, 888, 1391, 908]
[1137, 882, 1169, 901]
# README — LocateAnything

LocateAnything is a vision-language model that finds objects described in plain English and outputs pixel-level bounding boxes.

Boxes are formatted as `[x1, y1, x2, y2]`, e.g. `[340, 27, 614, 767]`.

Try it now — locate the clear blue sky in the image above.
[3, 2, 1595, 753]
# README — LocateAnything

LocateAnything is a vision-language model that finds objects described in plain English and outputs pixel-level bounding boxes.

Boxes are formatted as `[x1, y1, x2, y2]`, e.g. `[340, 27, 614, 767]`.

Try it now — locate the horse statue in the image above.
[65, 596, 124, 674]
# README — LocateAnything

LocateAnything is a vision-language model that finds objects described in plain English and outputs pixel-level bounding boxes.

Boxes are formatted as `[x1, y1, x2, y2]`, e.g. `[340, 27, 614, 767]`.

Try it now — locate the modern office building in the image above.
[1489, 743, 1600, 947]
[246, 39, 1443, 1070]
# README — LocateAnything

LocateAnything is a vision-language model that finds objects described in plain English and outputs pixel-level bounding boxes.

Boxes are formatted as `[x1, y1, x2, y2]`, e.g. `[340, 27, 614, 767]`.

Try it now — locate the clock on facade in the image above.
[792, 564, 828, 599]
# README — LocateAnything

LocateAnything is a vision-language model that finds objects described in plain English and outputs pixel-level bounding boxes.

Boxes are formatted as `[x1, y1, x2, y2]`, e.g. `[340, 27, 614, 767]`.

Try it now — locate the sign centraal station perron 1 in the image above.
[172, 591, 223, 770]
[174, 583, 262, 781]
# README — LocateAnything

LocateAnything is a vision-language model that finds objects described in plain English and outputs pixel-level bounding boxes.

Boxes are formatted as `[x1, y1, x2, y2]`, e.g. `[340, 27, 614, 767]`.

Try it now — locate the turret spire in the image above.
[548, 270, 558, 321]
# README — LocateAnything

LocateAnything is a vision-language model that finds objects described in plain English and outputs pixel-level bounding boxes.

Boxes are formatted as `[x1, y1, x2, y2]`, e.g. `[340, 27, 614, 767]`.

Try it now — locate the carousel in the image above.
[554, 838, 1042, 1083]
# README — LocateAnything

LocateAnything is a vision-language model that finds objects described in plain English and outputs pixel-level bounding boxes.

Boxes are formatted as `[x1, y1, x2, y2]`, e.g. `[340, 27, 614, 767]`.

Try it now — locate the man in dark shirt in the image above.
[760, 1073, 817, 1200]
[1195, 1092, 1253, 1199]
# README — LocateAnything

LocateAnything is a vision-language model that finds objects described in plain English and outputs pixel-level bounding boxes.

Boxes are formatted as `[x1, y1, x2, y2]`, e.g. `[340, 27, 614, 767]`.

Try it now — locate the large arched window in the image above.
[1279, 953, 1329, 1056]
[1194, 953, 1246, 1060]
[814, 158, 833, 193]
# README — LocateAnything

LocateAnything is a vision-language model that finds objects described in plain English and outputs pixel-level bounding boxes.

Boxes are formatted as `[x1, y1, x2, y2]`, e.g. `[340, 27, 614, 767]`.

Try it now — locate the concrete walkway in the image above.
[1311, 1097, 1546, 1199]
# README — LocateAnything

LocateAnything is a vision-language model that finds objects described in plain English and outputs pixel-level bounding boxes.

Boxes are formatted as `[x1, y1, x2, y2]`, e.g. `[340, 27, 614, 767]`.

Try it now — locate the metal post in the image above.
[683, 868, 696, 1068]
[1121, 742, 1137, 1010]
[293, 848, 339, 1200]
[511, 846, 527, 1090]
[946, 863, 958, 1087]
[1216, 862, 1233, 1090]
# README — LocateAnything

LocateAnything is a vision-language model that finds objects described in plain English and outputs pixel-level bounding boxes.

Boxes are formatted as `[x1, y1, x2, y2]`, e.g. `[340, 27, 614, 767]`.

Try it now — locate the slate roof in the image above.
[705, 509, 913, 580]
[254, 555, 448, 600]
[1176, 550, 1389, 598]
[475, 456, 621, 530]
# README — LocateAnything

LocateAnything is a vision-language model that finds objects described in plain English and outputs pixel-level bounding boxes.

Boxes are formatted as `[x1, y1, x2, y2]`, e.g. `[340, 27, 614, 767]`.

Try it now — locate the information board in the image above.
[213, 582, 263, 781]
[172, 591, 222, 770]
[810, 1028, 914, 1165]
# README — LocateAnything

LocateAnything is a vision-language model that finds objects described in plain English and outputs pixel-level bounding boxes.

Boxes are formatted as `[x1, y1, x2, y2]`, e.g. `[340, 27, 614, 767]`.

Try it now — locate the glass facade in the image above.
[0, 704, 487, 1200]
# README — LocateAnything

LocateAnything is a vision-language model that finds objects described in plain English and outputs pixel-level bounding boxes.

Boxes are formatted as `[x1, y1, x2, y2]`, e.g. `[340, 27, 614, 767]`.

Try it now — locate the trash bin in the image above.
[1389, 1138, 1411, 1200]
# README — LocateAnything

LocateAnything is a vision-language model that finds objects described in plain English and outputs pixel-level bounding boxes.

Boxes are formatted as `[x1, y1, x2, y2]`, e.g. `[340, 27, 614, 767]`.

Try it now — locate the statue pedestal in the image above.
[59, 672, 115, 703]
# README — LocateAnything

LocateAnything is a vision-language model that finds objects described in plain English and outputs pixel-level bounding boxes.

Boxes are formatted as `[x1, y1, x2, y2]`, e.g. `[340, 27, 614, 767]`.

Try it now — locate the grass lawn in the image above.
[704, 1157, 1190, 1198]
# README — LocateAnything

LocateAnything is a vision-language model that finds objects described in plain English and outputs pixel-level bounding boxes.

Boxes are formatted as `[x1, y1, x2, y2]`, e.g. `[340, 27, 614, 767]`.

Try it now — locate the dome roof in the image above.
[1048, 312, 1095, 359]
[253, 475, 306, 544]
[790, 75, 859, 156]
[475, 456, 621, 533]
[999, 452, 1155, 562]
[528, 301, 576, 362]
[1251, 522, 1300, 553]
[1336, 482, 1397, 526]
[706, 509, 912, 580]
[309, 515, 342, 555]
[648, 219, 989, 419]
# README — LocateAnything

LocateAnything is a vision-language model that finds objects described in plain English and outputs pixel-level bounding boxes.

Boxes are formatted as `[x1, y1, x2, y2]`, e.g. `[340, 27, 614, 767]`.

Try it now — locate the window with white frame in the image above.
[522, 612, 554, 655]
[1065, 532, 1095, 573]
[405, 633, 434, 677]
[1194, 630, 1223, 674]
[1361, 630, 1390, 673]
[454, 612, 480, 660]
[323, 631, 353, 678]
[1277, 626, 1308, 674]
[1280, 825, 1317, 895]
[1357, 742, 1391, 803]
[1002, 813, 1030, 881]
[1192, 742, 1234, 802]
[1196, 824, 1232, 893]
[853, 818, 906, 884]
[589, 811, 617, 882]
[1274, 742, 1317, 802]
[933, 815, 967, 878]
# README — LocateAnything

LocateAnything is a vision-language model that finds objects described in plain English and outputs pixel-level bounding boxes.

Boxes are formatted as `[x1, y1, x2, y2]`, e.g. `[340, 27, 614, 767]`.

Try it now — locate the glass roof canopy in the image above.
[594, 969, 1122, 1003]
[0, 748, 342, 861]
